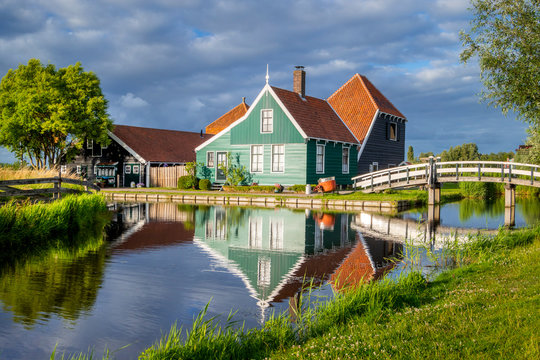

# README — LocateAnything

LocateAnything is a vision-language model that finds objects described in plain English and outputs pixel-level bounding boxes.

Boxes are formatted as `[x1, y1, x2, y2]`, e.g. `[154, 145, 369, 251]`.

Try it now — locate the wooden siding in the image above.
[197, 137, 308, 185]
[230, 89, 305, 145]
[358, 114, 405, 174]
[306, 140, 358, 185]
[150, 165, 188, 187]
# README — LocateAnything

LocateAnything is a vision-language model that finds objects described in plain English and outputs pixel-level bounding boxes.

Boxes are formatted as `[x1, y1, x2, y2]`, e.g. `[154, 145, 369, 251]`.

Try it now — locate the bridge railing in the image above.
[353, 161, 540, 191]
[352, 163, 429, 190]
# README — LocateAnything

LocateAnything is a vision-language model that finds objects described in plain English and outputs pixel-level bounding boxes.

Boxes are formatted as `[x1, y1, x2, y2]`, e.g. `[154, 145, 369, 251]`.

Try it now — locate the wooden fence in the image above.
[150, 165, 188, 188]
[0, 177, 100, 198]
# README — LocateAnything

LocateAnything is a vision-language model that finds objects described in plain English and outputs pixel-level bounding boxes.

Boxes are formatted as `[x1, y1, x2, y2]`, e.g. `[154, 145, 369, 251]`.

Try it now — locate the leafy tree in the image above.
[0, 59, 113, 169]
[460, 0, 540, 125]
[440, 143, 480, 161]
[516, 125, 540, 164]
[407, 145, 415, 162]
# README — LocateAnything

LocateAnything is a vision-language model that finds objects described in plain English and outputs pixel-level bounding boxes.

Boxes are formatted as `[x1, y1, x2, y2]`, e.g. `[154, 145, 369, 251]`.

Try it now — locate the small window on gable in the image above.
[388, 122, 398, 141]
[261, 109, 273, 133]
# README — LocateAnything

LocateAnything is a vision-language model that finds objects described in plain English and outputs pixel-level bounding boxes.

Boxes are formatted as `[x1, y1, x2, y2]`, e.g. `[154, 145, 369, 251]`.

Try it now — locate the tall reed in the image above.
[0, 194, 109, 263]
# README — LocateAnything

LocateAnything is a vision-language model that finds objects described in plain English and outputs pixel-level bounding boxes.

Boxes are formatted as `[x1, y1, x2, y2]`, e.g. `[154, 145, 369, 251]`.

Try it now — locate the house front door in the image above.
[216, 152, 227, 182]
[124, 163, 141, 187]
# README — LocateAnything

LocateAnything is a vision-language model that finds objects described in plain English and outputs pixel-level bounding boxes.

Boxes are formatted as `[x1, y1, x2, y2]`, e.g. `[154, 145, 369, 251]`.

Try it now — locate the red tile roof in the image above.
[205, 100, 250, 135]
[327, 74, 405, 143]
[112, 125, 212, 163]
[271, 86, 358, 144]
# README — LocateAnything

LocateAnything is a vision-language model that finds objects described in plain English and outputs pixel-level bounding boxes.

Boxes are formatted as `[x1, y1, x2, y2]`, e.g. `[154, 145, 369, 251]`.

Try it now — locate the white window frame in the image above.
[60, 165, 67, 174]
[125, 164, 131, 174]
[76, 165, 82, 175]
[133, 164, 140, 174]
[207, 151, 215, 167]
[249, 217, 263, 248]
[250, 145, 264, 173]
[316, 144, 325, 174]
[342, 146, 350, 174]
[257, 256, 271, 287]
[260, 109, 273, 134]
[370, 162, 379, 172]
[87, 139, 93, 149]
[271, 144, 285, 173]
[269, 219, 284, 250]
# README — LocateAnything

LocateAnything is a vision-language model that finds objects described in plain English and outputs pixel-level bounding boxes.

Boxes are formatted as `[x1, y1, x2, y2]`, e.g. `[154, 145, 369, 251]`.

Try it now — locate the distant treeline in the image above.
[409, 143, 514, 163]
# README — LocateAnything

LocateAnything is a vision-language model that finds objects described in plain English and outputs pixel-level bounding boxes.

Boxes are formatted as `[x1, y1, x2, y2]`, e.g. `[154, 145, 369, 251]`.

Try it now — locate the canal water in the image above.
[0, 199, 538, 359]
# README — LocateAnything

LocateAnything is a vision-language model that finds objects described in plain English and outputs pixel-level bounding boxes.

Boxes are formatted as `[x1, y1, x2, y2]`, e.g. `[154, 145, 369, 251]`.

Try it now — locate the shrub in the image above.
[199, 179, 211, 191]
[459, 182, 501, 199]
[178, 175, 198, 189]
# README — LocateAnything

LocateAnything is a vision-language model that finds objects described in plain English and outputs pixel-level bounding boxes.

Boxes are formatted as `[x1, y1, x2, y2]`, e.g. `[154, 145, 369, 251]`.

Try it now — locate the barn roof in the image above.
[327, 74, 406, 143]
[205, 99, 250, 135]
[110, 125, 212, 163]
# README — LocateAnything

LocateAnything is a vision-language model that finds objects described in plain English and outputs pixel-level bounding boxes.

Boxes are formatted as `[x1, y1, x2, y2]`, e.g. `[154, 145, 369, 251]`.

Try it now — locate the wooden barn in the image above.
[68, 125, 211, 187]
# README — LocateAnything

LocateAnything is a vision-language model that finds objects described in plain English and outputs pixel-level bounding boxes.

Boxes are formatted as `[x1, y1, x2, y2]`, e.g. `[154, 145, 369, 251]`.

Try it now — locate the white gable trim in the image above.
[267, 86, 308, 139]
[195, 84, 271, 151]
[357, 109, 379, 161]
[108, 130, 147, 164]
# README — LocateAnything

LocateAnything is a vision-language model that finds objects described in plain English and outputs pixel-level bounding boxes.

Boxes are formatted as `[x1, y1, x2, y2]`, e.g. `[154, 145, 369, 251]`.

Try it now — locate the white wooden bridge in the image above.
[352, 160, 540, 208]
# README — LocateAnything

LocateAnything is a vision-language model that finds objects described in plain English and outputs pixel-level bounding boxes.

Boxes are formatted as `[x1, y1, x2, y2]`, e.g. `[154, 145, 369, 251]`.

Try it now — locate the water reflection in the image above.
[0, 236, 107, 328]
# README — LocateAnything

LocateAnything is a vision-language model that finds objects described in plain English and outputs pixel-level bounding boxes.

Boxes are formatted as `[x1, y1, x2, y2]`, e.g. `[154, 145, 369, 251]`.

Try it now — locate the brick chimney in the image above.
[293, 66, 306, 98]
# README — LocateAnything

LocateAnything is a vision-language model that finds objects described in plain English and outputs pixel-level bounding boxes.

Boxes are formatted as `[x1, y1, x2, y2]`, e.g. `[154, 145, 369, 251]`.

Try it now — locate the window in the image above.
[207, 152, 215, 167]
[257, 256, 271, 287]
[76, 165, 82, 175]
[342, 147, 350, 174]
[269, 219, 283, 250]
[251, 145, 263, 173]
[249, 218, 263, 248]
[60, 165, 67, 174]
[261, 109, 273, 133]
[87, 139, 93, 149]
[370, 162, 379, 172]
[316, 144, 325, 173]
[133, 165, 140, 174]
[125, 165, 131, 174]
[271, 145, 284, 172]
[388, 122, 398, 141]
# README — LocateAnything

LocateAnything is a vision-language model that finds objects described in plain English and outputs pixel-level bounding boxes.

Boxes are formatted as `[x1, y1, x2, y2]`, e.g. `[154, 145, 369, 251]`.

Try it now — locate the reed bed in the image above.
[0, 194, 109, 263]
[0, 167, 79, 181]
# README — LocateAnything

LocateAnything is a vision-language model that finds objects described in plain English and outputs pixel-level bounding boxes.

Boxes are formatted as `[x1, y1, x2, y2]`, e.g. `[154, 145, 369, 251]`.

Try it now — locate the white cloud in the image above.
[120, 93, 149, 108]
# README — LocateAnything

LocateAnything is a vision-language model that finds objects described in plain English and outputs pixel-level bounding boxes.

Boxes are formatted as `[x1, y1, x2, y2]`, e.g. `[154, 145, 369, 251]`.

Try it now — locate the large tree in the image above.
[460, 0, 540, 125]
[0, 59, 113, 169]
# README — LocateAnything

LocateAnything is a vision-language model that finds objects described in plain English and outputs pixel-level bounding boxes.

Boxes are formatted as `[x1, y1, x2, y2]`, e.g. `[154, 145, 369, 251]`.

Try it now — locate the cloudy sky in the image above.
[0, 0, 528, 163]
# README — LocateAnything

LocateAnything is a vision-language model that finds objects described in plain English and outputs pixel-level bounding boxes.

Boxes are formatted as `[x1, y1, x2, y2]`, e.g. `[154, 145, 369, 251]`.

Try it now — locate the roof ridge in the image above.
[356, 74, 379, 110]
[115, 124, 202, 135]
[327, 73, 361, 100]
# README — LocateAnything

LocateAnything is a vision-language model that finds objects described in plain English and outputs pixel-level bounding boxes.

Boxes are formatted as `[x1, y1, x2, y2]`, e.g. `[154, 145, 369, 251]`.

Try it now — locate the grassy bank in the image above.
[132, 225, 538, 360]
[0, 194, 109, 264]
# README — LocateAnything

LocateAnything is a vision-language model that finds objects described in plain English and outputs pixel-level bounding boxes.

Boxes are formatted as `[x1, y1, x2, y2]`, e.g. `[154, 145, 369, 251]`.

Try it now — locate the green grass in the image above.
[50, 224, 540, 359]
[0, 194, 109, 264]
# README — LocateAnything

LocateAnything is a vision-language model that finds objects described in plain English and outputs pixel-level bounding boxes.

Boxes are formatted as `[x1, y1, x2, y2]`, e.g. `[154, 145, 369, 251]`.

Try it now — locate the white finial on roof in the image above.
[265, 64, 269, 84]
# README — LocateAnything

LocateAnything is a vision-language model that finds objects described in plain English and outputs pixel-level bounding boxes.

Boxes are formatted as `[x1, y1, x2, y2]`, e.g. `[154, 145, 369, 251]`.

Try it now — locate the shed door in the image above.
[124, 163, 141, 187]
[216, 152, 227, 182]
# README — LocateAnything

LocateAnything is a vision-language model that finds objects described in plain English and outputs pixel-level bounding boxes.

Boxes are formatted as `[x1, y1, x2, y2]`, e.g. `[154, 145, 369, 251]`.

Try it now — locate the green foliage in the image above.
[290, 184, 315, 193]
[460, 0, 540, 125]
[0, 194, 109, 264]
[407, 145, 415, 162]
[0, 59, 113, 169]
[199, 179, 211, 190]
[458, 181, 502, 199]
[219, 153, 252, 186]
[177, 175, 198, 189]
[223, 185, 275, 193]
[418, 151, 434, 159]
[440, 143, 480, 161]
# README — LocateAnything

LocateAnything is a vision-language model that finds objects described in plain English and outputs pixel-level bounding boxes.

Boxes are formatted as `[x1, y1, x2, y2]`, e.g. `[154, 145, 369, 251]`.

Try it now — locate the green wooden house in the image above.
[195, 68, 360, 186]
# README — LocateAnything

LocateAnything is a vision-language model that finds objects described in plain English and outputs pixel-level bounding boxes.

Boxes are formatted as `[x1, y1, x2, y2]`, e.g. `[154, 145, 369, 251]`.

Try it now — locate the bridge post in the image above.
[428, 184, 441, 205]
[504, 184, 516, 207]
[504, 184, 516, 228]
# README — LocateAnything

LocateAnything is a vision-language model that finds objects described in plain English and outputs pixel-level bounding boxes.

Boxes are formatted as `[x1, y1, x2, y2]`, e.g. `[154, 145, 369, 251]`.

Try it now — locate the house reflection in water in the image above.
[193, 206, 402, 309]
